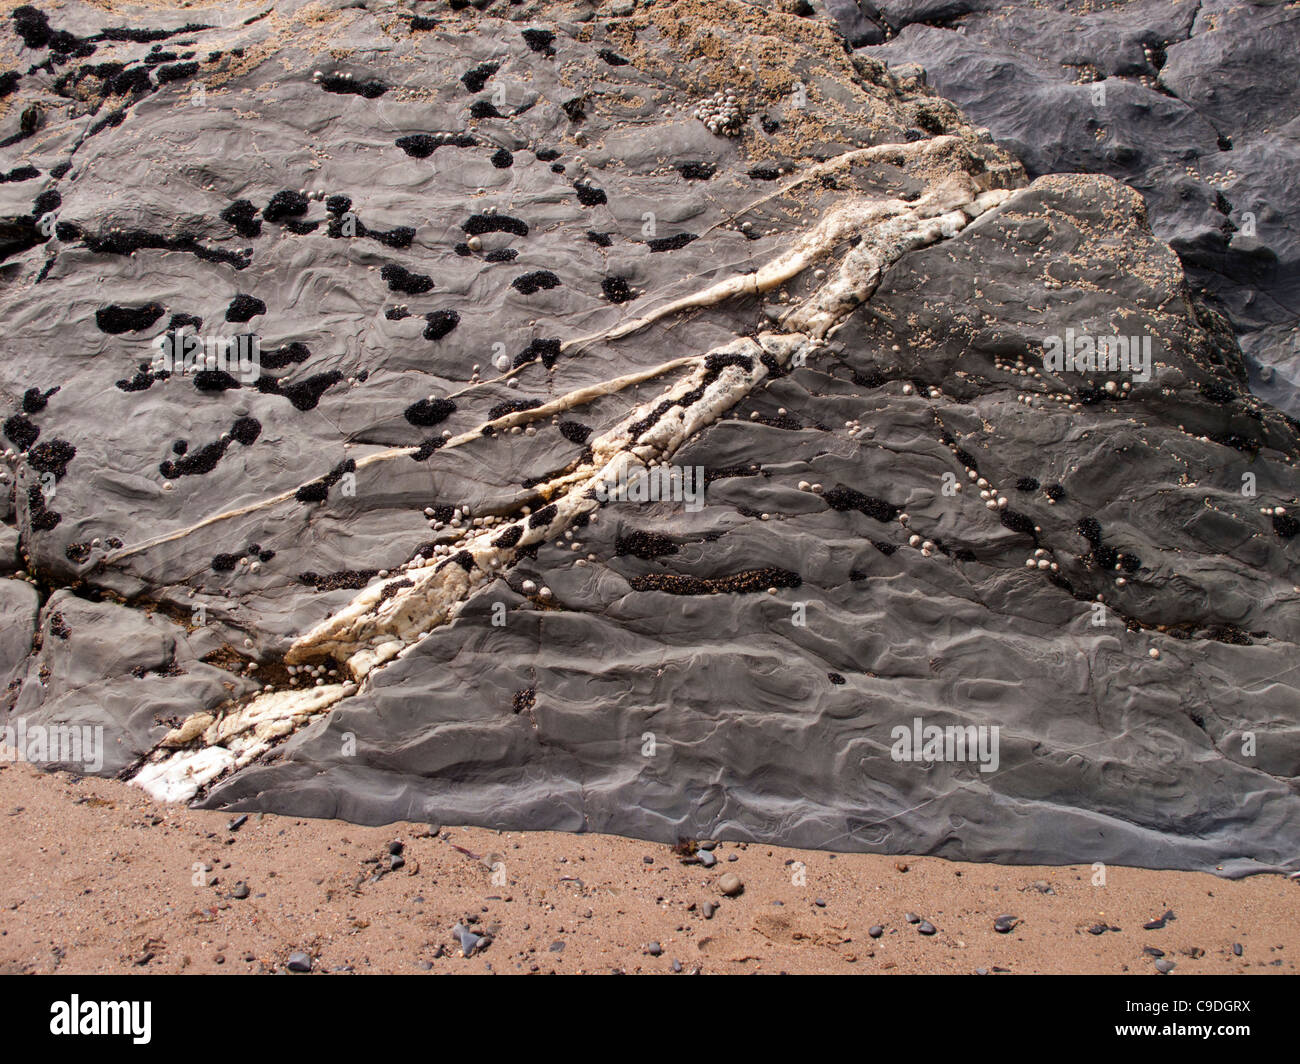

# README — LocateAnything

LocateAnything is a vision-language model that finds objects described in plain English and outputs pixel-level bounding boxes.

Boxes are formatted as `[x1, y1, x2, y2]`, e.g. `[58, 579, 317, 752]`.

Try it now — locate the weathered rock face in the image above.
[0, 1, 1297, 874]
[833, 0, 1300, 415]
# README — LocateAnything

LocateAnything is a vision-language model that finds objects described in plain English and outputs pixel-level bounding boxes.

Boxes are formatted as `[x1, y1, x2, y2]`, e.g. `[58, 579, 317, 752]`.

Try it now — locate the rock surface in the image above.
[0, 1, 1297, 874]
[834, 0, 1300, 414]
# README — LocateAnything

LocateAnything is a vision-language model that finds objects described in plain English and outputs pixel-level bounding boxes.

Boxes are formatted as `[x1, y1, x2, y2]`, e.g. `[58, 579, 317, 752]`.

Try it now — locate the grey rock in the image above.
[0, 580, 39, 690]
[0, 527, 19, 573]
[453, 923, 484, 957]
[859, 0, 1300, 411]
[0, 0, 1294, 883]
[11, 592, 257, 775]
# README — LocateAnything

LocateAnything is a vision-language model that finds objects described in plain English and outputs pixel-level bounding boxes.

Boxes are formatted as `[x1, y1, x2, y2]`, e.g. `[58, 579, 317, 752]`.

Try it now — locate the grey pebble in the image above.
[453, 923, 483, 957]
[868, 925, 884, 938]
[917, 920, 936, 935]
[287, 951, 312, 973]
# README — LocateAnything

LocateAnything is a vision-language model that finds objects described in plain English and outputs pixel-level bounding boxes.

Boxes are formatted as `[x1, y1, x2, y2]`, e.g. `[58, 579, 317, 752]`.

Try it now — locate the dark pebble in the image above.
[287, 951, 312, 973]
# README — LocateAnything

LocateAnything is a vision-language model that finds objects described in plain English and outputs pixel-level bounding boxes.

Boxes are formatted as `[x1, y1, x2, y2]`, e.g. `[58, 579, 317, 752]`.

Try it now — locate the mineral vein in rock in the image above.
[131, 142, 1015, 802]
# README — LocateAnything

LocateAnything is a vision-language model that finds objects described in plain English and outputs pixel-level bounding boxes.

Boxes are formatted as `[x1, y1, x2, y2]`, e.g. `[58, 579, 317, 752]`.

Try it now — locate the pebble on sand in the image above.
[453, 923, 484, 957]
